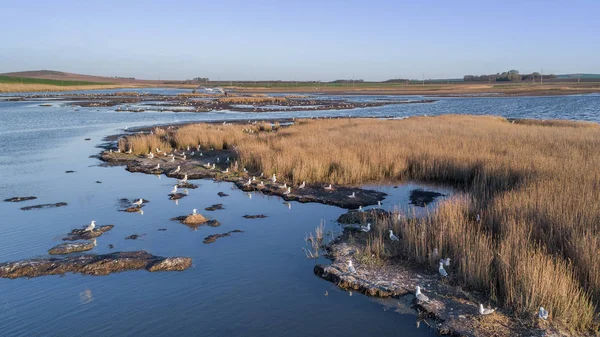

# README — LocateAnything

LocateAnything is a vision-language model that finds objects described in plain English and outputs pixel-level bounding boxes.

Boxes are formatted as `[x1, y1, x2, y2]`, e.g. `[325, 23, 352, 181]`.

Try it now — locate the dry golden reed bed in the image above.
[120, 116, 600, 332]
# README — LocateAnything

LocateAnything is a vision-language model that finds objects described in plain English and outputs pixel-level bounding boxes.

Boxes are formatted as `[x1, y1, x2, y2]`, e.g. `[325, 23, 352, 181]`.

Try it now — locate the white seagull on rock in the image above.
[283, 187, 291, 195]
[153, 164, 160, 170]
[272, 174, 277, 183]
[173, 166, 181, 174]
[192, 208, 197, 215]
[324, 184, 333, 190]
[348, 192, 356, 198]
[415, 286, 429, 303]
[170, 185, 178, 195]
[133, 199, 143, 207]
[85, 221, 96, 232]
[347, 260, 356, 274]
[360, 223, 371, 232]
[479, 304, 495, 315]
[439, 262, 448, 278]
[299, 181, 306, 189]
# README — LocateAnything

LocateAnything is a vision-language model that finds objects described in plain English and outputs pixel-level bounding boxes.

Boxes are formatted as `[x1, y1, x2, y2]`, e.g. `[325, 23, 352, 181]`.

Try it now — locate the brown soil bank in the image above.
[0, 251, 192, 278]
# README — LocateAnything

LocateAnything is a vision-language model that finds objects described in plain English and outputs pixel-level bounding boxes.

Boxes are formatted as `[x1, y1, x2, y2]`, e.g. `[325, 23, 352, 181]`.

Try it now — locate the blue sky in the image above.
[0, 0, 598, 80]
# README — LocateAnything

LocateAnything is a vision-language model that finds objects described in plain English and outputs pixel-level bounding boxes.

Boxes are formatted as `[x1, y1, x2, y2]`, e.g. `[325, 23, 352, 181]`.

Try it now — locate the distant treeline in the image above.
[464, 70, 557, 82]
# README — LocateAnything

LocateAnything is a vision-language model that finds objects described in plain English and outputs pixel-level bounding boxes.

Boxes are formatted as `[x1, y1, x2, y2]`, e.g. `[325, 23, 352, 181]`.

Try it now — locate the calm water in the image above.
[0, 89, 598, 336]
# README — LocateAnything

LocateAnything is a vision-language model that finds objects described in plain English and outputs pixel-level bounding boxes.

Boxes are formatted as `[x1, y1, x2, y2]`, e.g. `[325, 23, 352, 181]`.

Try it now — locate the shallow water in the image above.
[0, 89, 597, 336]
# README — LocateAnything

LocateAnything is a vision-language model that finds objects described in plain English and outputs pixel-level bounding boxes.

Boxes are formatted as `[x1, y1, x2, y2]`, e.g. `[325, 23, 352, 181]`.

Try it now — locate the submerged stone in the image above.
[4, 196, 37, 202]
[48, 241, 96, 255]
[205, 203, 224, 211]
[203, 230, 243, 244]
[20, 202, 68, 211]
[409, 189, 445, 207]
[243, 214, 268, 219]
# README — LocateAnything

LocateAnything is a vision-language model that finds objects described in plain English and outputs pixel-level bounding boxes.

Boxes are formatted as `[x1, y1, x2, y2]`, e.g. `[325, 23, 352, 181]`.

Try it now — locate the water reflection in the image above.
[79, 289, 94, 305]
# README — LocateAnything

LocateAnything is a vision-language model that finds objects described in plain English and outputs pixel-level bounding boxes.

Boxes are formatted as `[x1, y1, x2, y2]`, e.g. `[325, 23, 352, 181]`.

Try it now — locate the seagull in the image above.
[216, 157, 220, 163]
[252, 176, 256, 181]
[192, 208, 197, 215]
[133, 199, 143, 207]
[85, 221, 96, 232]
[156, 148, 162, 153]
[440, 258, 451, 266]
[324, 184, 333, 190]
[377, 200, 382, 207]
[171, 185, 178, 194]
[153, 164, 160, 170]
[199, 152, 203, 157]
[358, 206, 364, 212]
[476, 213, 481, 222]
[348, 192, 356, 198]
[439, 262, 448, 278]
[170, 156, 175, 163]
[280, 183, 287, 189]
[126, 148, 132, 154]
[116, 149, 121, 153]
[204, 162, 211, 168]
[190, 152, 194, 156]
[180, 174, 188, 183]
[184, 189, 189, 195]
[415, 286, 429, 303]
[258, 181, 264, 187]
[389, 230, 399, 241]
[212, 163, 216, 169]
[148, 152, 154, 159]
[187, 146, 190, 152]
[283, 187, 291, 195]
[299, 181, 306, 189]
[182, 155, 186, 161]
[244, 179, 251, 187]
[173, 166, 181, 174]
[223, 168, 229, 173]
[197, 144, 201, 151]
[361, 223, 371, 232]
[538, 307, 548, 320]
[226, 157, 230, 163]
[479, 304, 495, 315]
[348, 260, 356, 274]
[272, 174, 277, 183]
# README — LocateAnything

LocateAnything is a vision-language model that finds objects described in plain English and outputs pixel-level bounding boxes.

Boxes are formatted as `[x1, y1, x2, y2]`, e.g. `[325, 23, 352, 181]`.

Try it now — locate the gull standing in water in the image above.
[347, 260, 356, 274]
[389, 230, 399, 242]
[133, 199, 143, 207]
[415, 286, 429, 303]
[439, 262, 448, 278]
[538, 307, 548, 320]
[360, 223, 371, 232]
[299, 181, 306, 189]
[85, 221, 96, 232]
[171, 185, 178, 195]
[479, 304, 495, 315]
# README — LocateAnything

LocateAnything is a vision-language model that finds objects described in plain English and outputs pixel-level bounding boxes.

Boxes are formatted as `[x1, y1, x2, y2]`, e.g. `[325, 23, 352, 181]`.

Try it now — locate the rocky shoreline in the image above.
[100, 150, 386, 209]
[314, 218, 568, 337]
